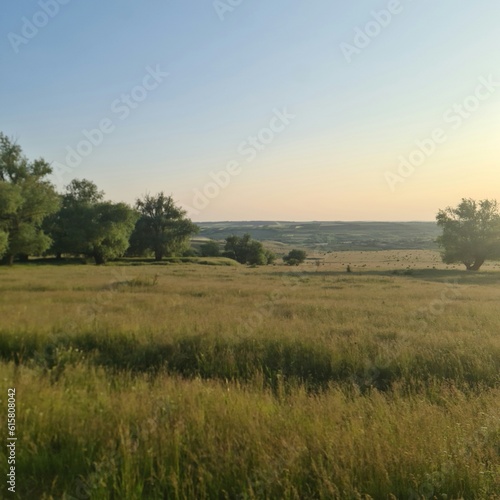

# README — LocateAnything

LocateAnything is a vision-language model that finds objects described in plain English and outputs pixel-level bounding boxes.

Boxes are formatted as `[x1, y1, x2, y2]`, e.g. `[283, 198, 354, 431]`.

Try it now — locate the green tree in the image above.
[200, 240, 221, 257]
[0, 133, 60, 264]
[265, 248, 276, 264]
[224, 234, 251, 263]
[0, 230, 7, 258]
[86, 202, 139, 265]
[45, 179, 105, 259]
[47, 179, 137, 264]
[0, 183, 22, 260]
[247, 240, 268, 265]
[223, 234, 274, 265]
[130, 193, 198, 261]
[436, 198, 500, 271]
[283, 249, 307, 266]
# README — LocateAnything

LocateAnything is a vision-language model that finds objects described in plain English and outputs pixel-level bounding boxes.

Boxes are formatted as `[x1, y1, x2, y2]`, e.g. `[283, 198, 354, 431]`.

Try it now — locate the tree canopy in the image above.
[46, 179, 106, 258]
[130, 193, 199, 261]
[0, 133, 60, 264]
[200, 240, 221, 257]
[0, 133, 198, 266]
[47, 179, 138, 264]
[223, 234, 275, 265]
[436, 198, 500, 271]
[283, 249, 307, 266]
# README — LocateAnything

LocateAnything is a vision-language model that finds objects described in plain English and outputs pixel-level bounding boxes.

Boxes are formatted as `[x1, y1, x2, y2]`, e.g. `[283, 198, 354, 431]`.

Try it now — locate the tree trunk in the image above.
[469, 259, 484, 271]
[1, 254, 14, 266]
[93, 252, 106, 265]
[154, 249, 163, 261]
[465, 259, 484, 271]
[56, 252, 62, 260]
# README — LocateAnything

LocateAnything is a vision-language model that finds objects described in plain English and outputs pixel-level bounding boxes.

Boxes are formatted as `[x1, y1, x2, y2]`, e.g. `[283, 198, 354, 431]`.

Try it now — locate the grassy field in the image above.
[1, 251, 500, 499]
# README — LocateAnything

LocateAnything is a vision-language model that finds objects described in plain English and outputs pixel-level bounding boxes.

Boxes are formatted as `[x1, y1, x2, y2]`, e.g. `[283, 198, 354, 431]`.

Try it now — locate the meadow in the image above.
[1, 251, 499, 499]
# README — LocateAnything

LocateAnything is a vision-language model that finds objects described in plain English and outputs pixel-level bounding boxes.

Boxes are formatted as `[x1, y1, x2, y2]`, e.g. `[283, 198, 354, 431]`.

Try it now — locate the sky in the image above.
[1, 0, 500, 221]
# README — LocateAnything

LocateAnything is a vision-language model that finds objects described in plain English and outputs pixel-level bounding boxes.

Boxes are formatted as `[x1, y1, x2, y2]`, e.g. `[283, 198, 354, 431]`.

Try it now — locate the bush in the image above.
[182, 247, 199, 257]
[265, 249, 276, 264]
[224, 234, 274, 265]
[283, 249, 307, 266]
[200, 240, 221, 257]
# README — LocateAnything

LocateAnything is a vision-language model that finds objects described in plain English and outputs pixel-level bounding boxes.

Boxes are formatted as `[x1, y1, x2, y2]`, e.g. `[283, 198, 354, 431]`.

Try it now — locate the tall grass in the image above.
[0, 255, 499, 498]
[2, 363, 500, 499]
[0, 327, 499, 392]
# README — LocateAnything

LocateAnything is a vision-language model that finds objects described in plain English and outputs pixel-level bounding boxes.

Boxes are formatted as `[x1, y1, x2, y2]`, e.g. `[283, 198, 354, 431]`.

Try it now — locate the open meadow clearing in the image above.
[1, 251, 499, 499]
[0, 251, 500, 499]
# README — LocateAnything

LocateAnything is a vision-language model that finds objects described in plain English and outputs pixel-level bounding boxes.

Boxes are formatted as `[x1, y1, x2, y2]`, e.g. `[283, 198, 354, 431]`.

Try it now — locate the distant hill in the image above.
[196, 221, 441, 252]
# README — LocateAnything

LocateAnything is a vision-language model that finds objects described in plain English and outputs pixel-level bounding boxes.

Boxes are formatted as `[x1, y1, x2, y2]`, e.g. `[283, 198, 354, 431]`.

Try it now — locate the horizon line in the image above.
[193, 220, 437, 224]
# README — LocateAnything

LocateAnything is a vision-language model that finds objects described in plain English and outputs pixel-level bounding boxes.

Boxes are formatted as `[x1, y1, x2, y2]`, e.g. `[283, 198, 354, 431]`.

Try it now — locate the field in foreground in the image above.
[0, 251, 499, 499]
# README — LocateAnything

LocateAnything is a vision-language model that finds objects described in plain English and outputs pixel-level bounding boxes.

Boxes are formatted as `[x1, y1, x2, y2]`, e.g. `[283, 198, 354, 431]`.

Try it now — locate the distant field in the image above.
[1, 251, 499, 498]
[196, 221, 442, 252]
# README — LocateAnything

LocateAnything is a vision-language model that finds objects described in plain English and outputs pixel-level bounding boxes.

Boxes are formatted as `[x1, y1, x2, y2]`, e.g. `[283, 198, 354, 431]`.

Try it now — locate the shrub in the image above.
[283, 249, 307, 266]
[200, 240, 221, 257]
[182, 247, 199, 257]
[224, 234, 274, 265]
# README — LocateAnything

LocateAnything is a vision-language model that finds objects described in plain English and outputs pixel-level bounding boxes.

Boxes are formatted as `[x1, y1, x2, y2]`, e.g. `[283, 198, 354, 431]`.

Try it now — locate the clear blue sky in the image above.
[1, 1, 499, 221]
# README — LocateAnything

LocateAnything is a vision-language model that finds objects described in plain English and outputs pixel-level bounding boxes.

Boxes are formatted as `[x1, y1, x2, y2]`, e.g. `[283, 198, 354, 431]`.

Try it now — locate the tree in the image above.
[46, 179, 138, 264]
[436, 198, 500, 271]
[247, 240, 268, 265]
[0, 182, 22, 260]
[45, 179, 105, 259]
[200, 240, 221, 257]
[130, 193, 198, 261]
[265, 248, 276, 264]
[0, 230, 7, 258]
[224, 234, 251, 263]
[223, 234, 274, 265]
[0, 133, 60, 264]
[283, 249, 307, 266]
[86, 202, 139, 264]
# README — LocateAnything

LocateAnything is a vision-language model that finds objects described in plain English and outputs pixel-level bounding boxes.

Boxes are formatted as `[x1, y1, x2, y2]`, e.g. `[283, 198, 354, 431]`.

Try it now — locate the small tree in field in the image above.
[436, 198, 500, 271]
[283, 249, 307, 266]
